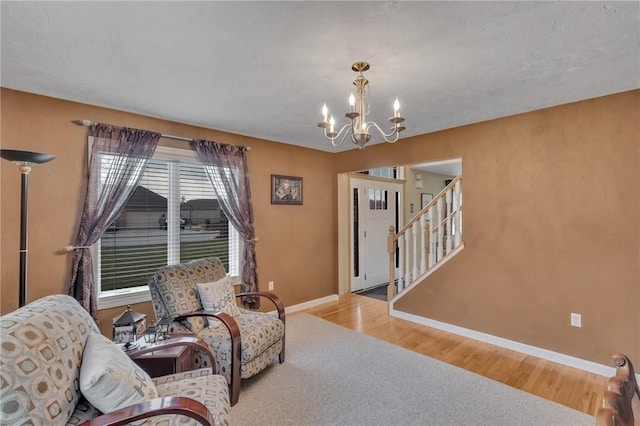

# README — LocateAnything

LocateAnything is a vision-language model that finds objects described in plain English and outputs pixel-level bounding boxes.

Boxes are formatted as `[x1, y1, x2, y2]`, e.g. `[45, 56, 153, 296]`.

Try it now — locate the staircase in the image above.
[387, 175, 463, 301]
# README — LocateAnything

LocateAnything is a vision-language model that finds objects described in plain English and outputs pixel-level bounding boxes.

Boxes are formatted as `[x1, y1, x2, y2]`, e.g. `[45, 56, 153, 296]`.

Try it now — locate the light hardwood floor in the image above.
[299, 293, 607, 417]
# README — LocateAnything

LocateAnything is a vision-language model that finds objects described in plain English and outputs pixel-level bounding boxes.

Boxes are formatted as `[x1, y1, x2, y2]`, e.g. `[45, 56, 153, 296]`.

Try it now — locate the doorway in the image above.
[337, 160, 462, 297]
[349, 176, 403, 293]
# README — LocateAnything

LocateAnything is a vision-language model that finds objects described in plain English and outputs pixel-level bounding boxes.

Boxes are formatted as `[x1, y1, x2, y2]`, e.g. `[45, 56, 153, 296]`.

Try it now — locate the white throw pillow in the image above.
[80, 333, 158, 413]
[197, 276, 241, 320]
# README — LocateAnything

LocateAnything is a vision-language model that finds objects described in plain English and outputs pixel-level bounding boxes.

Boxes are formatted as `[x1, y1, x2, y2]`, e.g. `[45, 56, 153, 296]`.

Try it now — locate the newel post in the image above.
[387, 226, 396, 302]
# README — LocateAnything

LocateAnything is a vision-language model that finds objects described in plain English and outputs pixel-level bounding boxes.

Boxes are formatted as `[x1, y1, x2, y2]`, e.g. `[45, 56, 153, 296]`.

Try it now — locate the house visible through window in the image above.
[97, 145, 239, 307]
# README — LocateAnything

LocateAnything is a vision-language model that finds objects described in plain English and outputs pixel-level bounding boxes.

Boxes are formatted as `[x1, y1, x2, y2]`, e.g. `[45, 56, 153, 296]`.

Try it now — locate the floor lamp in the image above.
[0, 149, 55, 307]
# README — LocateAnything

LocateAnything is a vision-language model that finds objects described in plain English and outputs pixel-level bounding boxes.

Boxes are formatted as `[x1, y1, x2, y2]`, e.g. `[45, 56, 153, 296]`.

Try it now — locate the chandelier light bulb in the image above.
[394, 98, 400, 117]
[329, 116, 335, 133]
[322, 103, 328, 123]
[349, 93, 356, 112]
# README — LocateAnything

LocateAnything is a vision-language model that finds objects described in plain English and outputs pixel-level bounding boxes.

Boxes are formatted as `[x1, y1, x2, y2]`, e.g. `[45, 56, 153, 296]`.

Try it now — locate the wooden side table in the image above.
[131, 344, 193, 378]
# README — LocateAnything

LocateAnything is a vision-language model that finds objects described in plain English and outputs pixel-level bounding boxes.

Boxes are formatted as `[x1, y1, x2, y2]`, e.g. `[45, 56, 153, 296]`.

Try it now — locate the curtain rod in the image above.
[73, 119, 251, 150]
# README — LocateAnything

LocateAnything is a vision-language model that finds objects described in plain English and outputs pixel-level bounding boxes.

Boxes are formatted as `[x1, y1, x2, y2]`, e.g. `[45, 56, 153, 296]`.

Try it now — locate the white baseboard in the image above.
[284, 294, 340, 314]
[273, 295, 636, 381]
[390, 307, 619, 378]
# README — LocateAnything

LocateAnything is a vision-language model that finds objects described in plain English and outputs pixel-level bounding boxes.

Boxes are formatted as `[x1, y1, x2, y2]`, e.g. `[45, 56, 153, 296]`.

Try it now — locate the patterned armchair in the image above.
[148, 257, 285, 406]
[0, 294, 231, 426]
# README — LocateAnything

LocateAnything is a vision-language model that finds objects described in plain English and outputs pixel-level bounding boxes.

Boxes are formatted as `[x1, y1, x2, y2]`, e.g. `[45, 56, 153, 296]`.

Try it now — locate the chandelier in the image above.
[318, 61, 405, 149]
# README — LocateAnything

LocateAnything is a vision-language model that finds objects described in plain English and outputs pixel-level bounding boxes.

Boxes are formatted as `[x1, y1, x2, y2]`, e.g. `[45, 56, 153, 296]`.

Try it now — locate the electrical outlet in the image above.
[268, 281, 274, 291]
[570, 313, 582, 328]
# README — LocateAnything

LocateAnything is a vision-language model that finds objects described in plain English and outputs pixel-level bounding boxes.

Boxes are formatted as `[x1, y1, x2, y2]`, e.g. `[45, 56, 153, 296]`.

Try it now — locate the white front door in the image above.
[350, 177, 402, 292]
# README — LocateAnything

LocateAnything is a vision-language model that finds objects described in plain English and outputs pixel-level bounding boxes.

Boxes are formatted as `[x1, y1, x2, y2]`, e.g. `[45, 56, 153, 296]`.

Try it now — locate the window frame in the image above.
[95, 144, 240, 310]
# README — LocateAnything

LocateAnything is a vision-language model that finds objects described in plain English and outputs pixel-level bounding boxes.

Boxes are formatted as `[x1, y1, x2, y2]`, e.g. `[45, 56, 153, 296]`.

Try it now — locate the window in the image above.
[96, 145, 239, 309]
[368, 188, 388, 210]
[359, 167, 398, 179]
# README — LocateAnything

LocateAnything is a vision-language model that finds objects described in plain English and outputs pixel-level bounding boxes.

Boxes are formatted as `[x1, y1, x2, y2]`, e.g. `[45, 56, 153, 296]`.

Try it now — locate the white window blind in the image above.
[98, 146, 239, 305]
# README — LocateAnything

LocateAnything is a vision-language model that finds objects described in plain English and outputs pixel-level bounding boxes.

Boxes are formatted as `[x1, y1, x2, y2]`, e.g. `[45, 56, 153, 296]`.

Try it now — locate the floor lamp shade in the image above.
[0, 149, 55, 307]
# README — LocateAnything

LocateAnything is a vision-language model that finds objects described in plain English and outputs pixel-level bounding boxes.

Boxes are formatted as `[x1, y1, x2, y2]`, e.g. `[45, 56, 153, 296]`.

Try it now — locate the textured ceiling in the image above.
[2, 1, 639, 152]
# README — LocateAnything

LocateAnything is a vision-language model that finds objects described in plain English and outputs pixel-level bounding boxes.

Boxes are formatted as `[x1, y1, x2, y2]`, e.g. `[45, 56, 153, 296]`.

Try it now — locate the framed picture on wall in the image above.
[271, 175, 303, 205]
[421, 193, 433, 209]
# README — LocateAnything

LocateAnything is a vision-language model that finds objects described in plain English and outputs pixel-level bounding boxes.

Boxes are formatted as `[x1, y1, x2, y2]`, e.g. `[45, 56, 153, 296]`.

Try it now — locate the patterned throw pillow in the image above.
[79, 333, 158, 414]
[197, 276, 241, 320]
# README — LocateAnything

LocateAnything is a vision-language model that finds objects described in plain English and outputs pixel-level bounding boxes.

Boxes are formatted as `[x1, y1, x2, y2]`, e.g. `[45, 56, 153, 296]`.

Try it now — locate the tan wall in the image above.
[0, 89, 337, 335]
[404, 169, 455, 222]
[2, 88, 638, 366]
[335, 90, 640, 365]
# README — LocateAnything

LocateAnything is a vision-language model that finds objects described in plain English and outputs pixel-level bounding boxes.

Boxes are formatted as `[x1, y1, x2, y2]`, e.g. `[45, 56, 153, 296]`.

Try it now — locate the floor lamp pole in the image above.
[0, 150, 55, 308]
[18, 166, 31, 307]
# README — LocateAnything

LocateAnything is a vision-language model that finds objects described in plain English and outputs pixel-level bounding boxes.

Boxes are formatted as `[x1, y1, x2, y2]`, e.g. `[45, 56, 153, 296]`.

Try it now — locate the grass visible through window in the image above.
[101, 239, 229, 291]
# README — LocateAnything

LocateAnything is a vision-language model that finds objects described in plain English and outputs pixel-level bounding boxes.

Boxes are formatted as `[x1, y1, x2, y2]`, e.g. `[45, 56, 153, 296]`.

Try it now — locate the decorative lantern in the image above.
[143, 322, 160, 344]
[156, 316, 172, 340]
[112, 305, 146, 347]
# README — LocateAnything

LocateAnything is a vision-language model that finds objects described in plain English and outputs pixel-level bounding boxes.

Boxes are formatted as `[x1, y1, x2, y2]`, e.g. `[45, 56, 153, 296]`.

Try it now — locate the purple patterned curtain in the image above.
[69, 124, 160, 318]
[190, 139, 260, 308]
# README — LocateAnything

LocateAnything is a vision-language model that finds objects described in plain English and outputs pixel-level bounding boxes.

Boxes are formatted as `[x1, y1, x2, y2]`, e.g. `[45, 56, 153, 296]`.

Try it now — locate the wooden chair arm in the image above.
[80, 396, 213, 426]
[127, 337, 217, 374]
[612, 353, 640, 396]
[595, 407, 616, 426]
[236, 291, 286, 322]
[596, 353, 640, 426]
[175, 311, 241, 406]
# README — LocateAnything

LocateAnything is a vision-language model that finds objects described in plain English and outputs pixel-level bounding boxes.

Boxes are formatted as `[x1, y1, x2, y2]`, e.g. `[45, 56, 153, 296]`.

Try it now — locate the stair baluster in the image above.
[388, 175, 464, 301]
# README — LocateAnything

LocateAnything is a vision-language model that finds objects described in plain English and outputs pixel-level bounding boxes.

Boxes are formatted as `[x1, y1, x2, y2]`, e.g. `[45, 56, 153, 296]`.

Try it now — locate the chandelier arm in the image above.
[335, 127, 353, 147]
[367, 121, 401, 143]
[324, 123, 353, 147]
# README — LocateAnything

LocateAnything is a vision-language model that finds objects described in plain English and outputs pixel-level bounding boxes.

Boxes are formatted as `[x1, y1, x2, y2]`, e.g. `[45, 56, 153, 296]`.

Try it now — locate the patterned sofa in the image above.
[148, 257, 285, 406]
[0, 294, 231, 426]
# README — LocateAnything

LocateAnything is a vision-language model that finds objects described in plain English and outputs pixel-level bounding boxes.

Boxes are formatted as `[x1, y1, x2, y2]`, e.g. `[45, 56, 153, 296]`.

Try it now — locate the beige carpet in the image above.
[230, 313, 592, 426]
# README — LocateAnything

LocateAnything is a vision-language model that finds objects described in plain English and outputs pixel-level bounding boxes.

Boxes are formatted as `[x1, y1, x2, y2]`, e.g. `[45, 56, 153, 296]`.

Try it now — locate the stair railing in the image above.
[387, 175, 463, 300]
